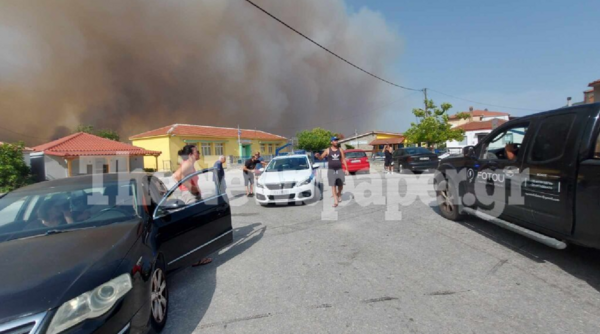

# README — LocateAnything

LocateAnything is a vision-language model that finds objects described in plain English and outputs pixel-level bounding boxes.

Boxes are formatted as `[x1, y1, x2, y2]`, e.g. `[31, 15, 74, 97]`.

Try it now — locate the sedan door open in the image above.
[152, 169, 232, 270]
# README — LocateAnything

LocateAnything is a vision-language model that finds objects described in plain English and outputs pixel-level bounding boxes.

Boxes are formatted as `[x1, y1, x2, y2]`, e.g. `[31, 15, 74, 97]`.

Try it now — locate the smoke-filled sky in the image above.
[0, 0, 403, 145]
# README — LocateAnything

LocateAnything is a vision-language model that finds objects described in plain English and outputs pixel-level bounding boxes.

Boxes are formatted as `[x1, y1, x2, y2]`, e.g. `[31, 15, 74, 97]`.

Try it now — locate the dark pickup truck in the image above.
[434, 103, 600, 250]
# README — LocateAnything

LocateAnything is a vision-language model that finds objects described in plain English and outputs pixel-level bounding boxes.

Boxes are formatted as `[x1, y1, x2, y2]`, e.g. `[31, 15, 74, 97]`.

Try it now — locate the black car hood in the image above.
[0, 220, 142, 322]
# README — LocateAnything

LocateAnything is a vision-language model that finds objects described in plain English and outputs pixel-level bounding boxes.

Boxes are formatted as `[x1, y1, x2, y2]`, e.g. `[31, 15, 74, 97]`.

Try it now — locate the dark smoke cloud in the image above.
[0, 0, 402, 145]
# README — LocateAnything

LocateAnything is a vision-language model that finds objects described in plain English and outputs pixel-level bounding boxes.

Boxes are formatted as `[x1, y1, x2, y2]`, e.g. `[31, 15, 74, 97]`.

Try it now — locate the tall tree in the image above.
[403, 100, 468, 148]
[0, 142, 32, 192]
[296, 128, 334, 152]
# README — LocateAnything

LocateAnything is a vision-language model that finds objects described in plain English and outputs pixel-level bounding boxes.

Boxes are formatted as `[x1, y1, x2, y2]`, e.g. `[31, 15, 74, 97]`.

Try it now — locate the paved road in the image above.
[163, 173, 600, 334]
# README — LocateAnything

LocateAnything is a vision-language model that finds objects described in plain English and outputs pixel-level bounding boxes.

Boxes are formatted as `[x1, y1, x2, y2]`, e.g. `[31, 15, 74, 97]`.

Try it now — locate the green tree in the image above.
[403, 100, 468, 148]
[76, 125, 120, 141]
[0, 142, 32, 192]
[344, 144, 355, 150]
[96, 129, 120, 141]
[296, 128, 334, 152]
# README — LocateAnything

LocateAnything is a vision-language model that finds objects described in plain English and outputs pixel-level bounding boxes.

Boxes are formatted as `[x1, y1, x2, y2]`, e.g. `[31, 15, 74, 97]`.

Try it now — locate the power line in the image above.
[0, 125, 46, 142]
[245, 0, 545, 114]
[243, 0, 423, 92]
[427, 89, 544, 112]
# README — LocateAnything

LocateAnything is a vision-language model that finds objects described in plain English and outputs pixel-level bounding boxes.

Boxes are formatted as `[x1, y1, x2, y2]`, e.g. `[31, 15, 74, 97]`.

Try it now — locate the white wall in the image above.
[130, 156, 145, 171]
[446, 130, 493, 152]
[44, 155, 68, 180]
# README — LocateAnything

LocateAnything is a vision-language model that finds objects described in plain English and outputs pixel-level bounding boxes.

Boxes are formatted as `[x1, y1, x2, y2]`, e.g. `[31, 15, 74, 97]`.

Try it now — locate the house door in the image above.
[242, 145, 252, 159]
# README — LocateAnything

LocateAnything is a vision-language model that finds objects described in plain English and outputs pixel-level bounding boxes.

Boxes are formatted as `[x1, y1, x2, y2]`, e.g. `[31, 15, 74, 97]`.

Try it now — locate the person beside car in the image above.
[213, 155, 227, 194]
[173, 144, 202, 204]
[315, 136, 349, 208]
[243, 155, 259, 197]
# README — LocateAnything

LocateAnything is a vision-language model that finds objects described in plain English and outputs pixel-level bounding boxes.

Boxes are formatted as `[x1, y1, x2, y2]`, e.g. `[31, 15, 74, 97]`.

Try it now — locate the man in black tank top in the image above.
[315, 136, 349, 207]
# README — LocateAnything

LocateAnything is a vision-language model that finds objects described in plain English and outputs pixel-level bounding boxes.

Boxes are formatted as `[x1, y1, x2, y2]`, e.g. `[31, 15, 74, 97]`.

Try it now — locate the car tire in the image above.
[150, 258, 169, 332]
[350, 171, 356, 175]
[436, 177, 464, 221]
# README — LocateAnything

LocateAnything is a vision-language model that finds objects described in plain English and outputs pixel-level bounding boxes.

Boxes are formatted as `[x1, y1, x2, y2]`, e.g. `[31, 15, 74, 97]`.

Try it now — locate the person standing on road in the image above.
[315, 136, 349, 207]
[213, 155, 227, 194]
[384, 145, 394, 174]
[243, 155, 259, 197]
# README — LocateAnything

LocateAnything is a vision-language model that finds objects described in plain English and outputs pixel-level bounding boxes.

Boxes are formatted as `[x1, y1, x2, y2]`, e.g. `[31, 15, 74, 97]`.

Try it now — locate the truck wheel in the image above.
[436, 177, 464, 221]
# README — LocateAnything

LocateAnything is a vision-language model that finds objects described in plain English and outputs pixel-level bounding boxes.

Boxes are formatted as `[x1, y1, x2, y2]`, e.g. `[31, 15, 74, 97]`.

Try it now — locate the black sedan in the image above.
[393, 147, 439, 173]
[0, 170, 232, 334]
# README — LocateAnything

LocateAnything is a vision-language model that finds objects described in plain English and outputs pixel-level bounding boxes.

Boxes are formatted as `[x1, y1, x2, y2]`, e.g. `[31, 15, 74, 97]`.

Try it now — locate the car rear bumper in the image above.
[346, 163, 370, 172]
[405, 161, 438, 171]
[255, 182, 315, 203]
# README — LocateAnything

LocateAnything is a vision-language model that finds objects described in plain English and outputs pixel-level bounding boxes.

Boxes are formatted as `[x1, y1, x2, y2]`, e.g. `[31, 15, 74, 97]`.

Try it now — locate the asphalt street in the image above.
[163, 172, 600, 334]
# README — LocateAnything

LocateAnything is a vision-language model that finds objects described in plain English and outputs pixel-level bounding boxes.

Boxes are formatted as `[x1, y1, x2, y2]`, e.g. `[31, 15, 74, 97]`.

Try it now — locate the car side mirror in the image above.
[161, 198, 186, 211]
[312, 164, 320, 169]
[462, 146, 476, 158]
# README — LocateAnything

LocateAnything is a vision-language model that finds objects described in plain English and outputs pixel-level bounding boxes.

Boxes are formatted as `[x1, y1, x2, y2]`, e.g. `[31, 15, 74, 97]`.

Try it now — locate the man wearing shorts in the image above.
[243, 155, 259, 197]
[315, 137, 349, 207]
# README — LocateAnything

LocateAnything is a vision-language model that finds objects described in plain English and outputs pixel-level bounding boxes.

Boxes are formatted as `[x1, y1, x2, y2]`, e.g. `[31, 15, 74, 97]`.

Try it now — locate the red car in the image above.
[342, 149, 370, 174]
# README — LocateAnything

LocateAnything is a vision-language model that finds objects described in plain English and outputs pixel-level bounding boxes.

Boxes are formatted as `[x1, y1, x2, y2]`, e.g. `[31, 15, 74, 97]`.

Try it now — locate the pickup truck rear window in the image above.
[529, 113, 576, 163]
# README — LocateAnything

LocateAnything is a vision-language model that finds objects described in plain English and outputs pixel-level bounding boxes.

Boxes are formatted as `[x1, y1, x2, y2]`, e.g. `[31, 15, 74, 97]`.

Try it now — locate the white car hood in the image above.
[260, 169, 313, 184]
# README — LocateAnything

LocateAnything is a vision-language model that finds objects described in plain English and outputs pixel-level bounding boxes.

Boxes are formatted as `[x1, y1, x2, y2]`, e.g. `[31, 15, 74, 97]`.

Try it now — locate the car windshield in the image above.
[404, 147, 431, 155]
[0, 180, 140, 241]
[346, 151, 367, 159]
[265, 157, 310, 172]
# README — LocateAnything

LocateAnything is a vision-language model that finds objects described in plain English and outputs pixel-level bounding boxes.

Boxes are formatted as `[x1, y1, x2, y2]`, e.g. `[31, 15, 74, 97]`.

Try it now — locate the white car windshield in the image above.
[265, 157, 310, 172]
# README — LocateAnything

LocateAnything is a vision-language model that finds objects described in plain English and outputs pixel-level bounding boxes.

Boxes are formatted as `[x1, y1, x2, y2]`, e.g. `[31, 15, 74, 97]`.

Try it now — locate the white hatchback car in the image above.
[255, 155, 322, 205]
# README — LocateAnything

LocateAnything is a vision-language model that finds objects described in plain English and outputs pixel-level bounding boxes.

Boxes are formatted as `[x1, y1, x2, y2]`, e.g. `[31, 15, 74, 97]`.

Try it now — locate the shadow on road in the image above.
[164, 222, 266, 334]
[430, 203, 600, 294]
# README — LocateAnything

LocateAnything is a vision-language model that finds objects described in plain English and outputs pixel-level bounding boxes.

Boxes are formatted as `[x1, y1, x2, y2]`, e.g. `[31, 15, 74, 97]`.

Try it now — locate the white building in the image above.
[446, 119, 508, 154]
[30, 132, 161, 182]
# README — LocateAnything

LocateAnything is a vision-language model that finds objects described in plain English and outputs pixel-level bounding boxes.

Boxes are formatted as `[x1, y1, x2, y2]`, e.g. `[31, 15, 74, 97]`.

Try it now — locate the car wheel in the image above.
[350, 171, 356, 175]
[150, 259, 168, 332]
[436, 177, 463, 221]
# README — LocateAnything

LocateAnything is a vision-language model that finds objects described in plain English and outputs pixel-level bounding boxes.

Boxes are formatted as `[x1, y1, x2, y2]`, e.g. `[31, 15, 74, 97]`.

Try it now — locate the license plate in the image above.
[270, 190, 287, 195]
[420, 157, 430, 161]
[351, 160, 361, 163]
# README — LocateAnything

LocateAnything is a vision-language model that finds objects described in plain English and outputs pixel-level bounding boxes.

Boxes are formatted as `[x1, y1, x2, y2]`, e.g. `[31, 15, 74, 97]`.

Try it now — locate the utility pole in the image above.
[355, 129, 358, 148]
[423, 88, 428, 116]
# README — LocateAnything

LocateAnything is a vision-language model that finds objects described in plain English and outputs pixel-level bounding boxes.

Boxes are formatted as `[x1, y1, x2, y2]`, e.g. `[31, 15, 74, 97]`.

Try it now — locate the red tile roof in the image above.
[32, 132, 161, 157]
[589, 79, 600, 87]
[454, 119, 507, 131]
[0, 142, 33, 152]
[129, 124, 287, 141]
[369, 137, 405, 145]
[449, 110, 510, 120]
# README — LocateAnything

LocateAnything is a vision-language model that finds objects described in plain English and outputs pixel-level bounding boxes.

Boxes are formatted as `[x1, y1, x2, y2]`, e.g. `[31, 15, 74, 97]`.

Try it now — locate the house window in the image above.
[86, 165, 93, 174]
[260, 144, 266, 153]
[201, 143, 212, 156]
[102, 164, 109, 173]
[215, 143, 224, 156]
[268, 144, 273, 154]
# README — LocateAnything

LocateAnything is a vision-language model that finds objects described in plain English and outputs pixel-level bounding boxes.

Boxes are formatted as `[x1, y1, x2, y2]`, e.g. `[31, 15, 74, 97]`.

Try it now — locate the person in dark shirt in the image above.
[384, 145, 394, 174]
[243, 155, 259, 197]
[213, 155, 226, 194]
[315, 137, 349, 207]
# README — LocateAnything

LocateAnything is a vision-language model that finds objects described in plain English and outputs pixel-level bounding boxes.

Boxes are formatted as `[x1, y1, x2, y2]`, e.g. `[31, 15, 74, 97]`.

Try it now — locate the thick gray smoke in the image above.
[0, 0, 401, 144]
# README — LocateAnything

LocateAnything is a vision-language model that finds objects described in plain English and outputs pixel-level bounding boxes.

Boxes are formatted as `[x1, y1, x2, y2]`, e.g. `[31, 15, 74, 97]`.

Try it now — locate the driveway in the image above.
[164, 173, 600, 334]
